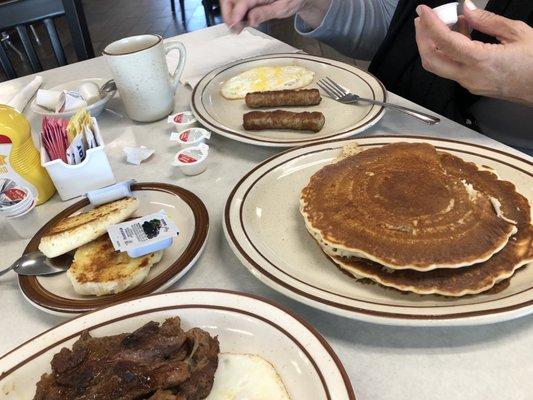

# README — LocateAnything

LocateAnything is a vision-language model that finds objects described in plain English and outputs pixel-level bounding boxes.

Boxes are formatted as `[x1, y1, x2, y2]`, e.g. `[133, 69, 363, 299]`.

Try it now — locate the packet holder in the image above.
[40, 118, 116, 201]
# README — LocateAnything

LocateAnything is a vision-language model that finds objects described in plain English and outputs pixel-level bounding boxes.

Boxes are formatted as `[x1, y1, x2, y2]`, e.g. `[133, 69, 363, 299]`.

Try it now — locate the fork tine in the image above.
[319, 78, 345, 98]
[325, 77, 349, 95]
[317, 81, 337, 99]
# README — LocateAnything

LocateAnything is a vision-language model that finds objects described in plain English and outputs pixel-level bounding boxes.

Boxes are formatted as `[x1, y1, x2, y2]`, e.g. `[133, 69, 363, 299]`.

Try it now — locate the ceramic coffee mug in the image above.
[103, 34, 186, 122]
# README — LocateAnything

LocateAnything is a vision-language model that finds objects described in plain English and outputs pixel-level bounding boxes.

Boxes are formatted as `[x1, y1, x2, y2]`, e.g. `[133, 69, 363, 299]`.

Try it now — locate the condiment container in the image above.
[41, 118, 116, 201]
[433, 2, 459, 26]
[107, 210, 179, 258]
[170, 128, 210, 149]
[173, 144, 209, 176]
[0, 105, 55, 204]
[167, 111, 197, 130]
[0, 186, 38, 238]
[77, 81, 101, 105]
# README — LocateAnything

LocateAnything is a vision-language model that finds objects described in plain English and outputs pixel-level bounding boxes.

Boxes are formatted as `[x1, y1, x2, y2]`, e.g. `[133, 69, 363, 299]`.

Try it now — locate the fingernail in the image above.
[416, 5, 423, 16]
[465, 0, 477, 10]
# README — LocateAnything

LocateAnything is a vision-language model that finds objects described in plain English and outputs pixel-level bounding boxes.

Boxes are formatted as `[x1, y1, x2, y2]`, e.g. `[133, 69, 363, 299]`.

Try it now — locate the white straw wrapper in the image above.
[8, 75, 43, 112]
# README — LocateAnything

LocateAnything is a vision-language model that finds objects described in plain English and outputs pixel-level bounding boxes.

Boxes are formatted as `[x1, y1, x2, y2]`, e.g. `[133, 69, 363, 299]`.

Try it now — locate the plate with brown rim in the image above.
[0, 289, 355, 400]
[223, 136, 533, 326]
[19, 182, 209, 316]
[191, 53, 386, 147]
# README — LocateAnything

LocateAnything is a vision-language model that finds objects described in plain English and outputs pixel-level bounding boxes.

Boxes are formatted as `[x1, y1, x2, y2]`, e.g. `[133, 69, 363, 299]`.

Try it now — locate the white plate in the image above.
[224, 136, 533, 326]
[191, 53, 386, 147]
[19, 183, 209, 316]
[0, 290, 355, 400]
[30, 78, 116, 119]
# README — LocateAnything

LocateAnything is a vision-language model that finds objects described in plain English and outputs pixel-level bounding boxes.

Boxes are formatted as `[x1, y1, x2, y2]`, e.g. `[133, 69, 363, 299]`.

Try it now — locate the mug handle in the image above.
[165, 41, 187, 91]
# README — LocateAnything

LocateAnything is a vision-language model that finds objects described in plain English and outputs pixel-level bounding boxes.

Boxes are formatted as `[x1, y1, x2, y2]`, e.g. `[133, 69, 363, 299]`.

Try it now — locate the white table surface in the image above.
[0, 25, 531, 400]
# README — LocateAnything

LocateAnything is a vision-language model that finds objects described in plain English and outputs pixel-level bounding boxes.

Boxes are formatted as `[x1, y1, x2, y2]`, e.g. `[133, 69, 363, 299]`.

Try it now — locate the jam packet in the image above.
[107, 210, 179, 258]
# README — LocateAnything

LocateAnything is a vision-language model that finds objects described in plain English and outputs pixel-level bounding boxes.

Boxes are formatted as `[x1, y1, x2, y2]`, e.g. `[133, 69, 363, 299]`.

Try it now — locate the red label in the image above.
[179, 130, 190, 141]
[177, 153, 198, 163]
[173, 114, 184, 123]
[0, 135, 12, 144]
[4, 188, 26, 201]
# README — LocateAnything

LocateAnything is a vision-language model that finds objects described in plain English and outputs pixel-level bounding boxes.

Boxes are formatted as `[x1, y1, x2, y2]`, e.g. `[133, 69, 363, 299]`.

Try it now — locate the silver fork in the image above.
[317, 77, 440, 125]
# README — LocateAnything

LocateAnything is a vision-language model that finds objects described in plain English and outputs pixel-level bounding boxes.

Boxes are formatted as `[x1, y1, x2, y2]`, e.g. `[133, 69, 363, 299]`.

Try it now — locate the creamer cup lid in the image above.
[167, 111, 196, 126]
[170, 128, 211, 144]
[173, 144, 209, 166]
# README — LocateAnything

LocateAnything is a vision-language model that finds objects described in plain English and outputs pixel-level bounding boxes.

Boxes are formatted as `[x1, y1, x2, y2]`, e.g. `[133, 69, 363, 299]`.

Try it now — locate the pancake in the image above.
[300, 142, 517, 271]
[321, 152, 533, 296]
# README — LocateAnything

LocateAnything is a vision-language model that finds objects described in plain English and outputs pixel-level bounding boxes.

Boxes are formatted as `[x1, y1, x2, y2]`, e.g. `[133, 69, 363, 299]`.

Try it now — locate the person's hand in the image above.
[221, 0, 330, 32]
[414, 0, 533, 105]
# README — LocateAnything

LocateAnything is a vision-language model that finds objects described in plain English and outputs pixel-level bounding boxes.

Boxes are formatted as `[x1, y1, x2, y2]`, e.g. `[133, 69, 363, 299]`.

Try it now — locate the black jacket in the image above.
[368, 0, 533, 129]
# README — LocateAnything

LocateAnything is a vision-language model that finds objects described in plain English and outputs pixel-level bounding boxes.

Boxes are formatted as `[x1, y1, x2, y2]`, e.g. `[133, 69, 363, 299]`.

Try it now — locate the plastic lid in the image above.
[173, 144, 209, 166]
[167, 111, 196, 125]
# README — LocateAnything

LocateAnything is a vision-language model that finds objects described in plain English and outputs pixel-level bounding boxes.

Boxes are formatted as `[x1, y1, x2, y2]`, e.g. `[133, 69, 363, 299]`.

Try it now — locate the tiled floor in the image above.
[1, 0, 361, 82]
[85, 0, 221, 55]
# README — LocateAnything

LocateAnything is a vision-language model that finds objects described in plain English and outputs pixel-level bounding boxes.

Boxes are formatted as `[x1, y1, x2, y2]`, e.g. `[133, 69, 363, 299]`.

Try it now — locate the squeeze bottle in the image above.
[0, 105, 55, 205]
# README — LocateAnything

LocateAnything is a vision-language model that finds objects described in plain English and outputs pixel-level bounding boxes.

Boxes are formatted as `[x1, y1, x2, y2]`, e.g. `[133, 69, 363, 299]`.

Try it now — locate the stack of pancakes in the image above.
[300, 142, 533, 296]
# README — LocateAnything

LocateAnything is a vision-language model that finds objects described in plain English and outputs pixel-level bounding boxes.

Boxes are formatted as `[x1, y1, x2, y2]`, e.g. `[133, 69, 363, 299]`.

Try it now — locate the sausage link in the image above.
[243, 110, 325, 133]
[245, 89, 322, 108]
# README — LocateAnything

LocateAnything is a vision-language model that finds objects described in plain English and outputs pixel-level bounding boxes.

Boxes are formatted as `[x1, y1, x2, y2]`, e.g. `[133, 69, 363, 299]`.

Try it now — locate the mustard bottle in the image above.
[0, 105, 55, 205]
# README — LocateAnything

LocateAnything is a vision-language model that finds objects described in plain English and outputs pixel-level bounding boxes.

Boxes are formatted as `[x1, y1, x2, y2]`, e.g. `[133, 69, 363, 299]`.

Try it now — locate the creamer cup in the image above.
[0, 186, 34, 217]
[0, 186, 37, 238]
[170, 128, 211, 149]
[167, 111, 197, 130]
[173, 144, 209, 176]
[433, 2, 459, 26]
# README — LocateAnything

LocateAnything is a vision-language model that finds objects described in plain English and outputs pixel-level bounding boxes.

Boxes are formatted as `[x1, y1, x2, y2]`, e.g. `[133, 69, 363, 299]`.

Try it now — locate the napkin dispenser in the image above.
[40, 118, 116, 201]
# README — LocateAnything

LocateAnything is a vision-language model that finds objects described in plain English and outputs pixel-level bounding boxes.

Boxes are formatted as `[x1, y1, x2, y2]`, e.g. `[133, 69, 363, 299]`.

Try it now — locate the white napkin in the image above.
[7, 75, 42, 112]
[167, 28, 298, 88]
[124, 146, 155, 165]
[35, 89, 62, 110]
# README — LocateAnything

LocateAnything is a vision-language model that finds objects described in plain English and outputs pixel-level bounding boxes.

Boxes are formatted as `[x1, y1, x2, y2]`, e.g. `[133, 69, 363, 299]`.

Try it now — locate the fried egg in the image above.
[220, 66, 314, 99]
[206, 353, 291, 400]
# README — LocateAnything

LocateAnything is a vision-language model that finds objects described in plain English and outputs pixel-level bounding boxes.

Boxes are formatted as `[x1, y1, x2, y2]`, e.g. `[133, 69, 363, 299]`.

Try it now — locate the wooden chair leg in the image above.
[0, 40, 16, 79]
[15, 25, 42, 72]
[43, 18, 67, 66]
[170, 0, 176, 14]
[179, 0, 186, 25]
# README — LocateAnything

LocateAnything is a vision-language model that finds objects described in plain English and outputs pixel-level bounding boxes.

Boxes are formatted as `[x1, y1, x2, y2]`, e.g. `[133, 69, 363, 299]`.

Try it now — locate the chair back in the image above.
[0, 0, 94, 80]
